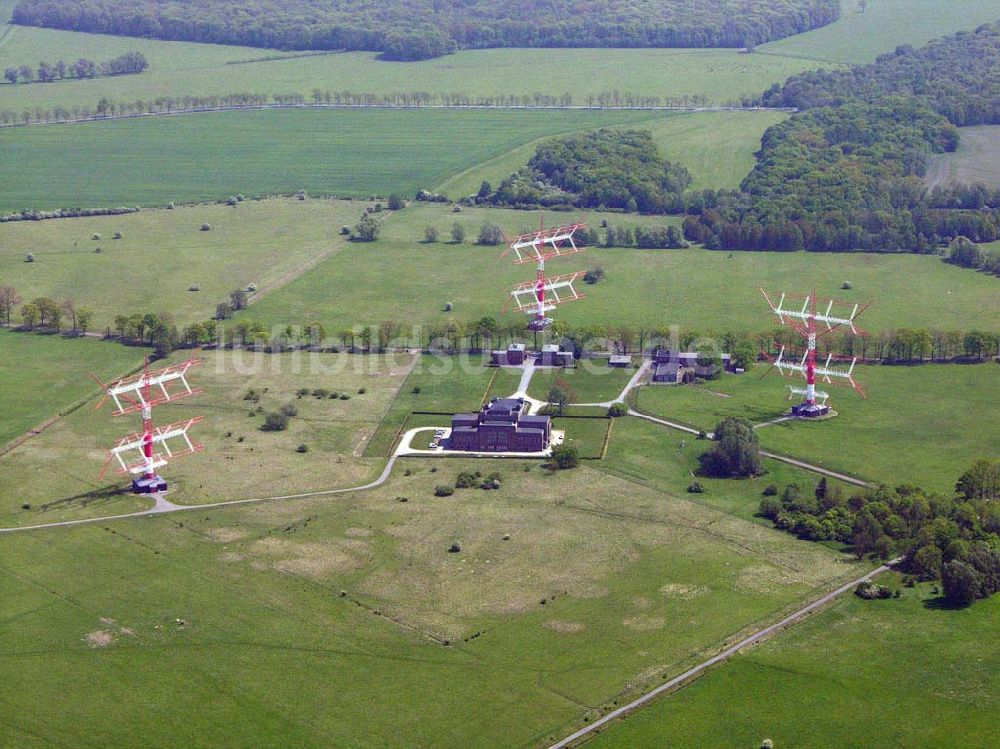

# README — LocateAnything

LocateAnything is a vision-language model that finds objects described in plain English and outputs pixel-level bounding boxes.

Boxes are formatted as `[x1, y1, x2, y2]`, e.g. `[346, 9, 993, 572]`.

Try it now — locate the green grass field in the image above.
[926, 125, 1000, 190]
[528, 365, 636, 405]
[589, 575, 1000, 749]
[0, 441, 861, 748]
[0, 328, 142, 447]
[760, 0, 1000, 64]
[0, 108, 662, 212]
[0, 198, 363, 329]
[633, 363, 1000, 493]
[243, 201, 1000, 334]
[438, 110, 788, 199]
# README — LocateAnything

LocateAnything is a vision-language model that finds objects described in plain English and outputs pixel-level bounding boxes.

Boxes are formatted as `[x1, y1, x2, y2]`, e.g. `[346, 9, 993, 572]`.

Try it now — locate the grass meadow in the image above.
[926, 125, 1000, 191]
[633, 363, 1000, 493]
[0, 108, 658, 211]
[0, 437, 861, 748]
[760, 0, 1000, 65]
[589, 576, 1000, 749]
[243, 201, 1000, 334]
[0, 328, 143, 447]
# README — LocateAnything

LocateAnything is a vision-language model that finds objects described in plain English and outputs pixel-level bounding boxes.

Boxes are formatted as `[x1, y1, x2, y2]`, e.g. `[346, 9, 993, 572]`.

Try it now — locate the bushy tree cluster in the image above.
[491, 130, 691, 213]
[698, 417, 763, 478]
[13, 0, 840, 61]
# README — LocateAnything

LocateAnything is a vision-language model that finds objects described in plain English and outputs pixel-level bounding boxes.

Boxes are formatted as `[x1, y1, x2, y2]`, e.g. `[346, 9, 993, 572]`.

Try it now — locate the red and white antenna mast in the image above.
[506, 222, 587, 332]
[95, 356, 204, 493]
[761, 289, 870, 417]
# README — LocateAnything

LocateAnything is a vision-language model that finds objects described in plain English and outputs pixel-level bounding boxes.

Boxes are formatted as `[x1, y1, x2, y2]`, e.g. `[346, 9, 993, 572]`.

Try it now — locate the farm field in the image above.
[0, 328, 142, 448]
[925, 126, 1000, 191]
[760, 0, 1000, 65]
[0, 443, 862, 748]
[0, 108, 658, 212]
[0, 198, 361, 329]
[438, 110, 789, 199]
[633, 363, 1000, 493]
[243, 202, 1000, 334]
[0, 349, 416, 527]
[590, 577, 1000, 749]
[0, 41, 834, 114]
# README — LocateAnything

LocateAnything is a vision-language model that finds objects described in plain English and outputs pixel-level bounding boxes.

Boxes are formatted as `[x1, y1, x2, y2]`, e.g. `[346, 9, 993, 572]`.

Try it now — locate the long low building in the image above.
[450, 397, 551, 452]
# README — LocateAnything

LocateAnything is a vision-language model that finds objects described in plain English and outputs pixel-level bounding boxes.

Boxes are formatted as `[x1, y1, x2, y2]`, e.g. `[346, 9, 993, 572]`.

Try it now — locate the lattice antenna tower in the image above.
[761, 289, 871, 416]
[95, 356, 204, 493]
[505, 221, 587, 332]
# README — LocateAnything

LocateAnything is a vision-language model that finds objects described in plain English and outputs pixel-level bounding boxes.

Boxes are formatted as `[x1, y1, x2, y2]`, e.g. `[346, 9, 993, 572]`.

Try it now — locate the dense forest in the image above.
[12, 0, 840, 60]
[761, 23, 1000, 126]
[489, 129, 691, 212]
[682, 23, 1000, 255]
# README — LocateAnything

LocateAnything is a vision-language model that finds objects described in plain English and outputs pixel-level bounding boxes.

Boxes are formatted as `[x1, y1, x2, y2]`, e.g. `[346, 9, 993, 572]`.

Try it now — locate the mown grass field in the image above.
[590, 576, 1000, 749]
[0, 440, 861, 748]
[0, 349, 416, 527]
[243, 201, 1000, 334]
[760, 0, 1000, 65]
[926, 125, 1000, 190]
[0, 328, 142, 447]
[633, 363, 1000, 493]
[0, 108, 659, 211]
[0, 198, 361, 329]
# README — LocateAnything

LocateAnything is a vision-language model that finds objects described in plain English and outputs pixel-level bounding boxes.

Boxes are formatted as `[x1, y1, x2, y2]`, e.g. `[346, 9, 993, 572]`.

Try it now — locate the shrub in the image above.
[113, 231, 122, 239]
[340, 225, 351, 235]
[443, 301, 453, 312]
[450, 222, 465, 243]
[387, 194, 404, 210]
[94, 247, 102, 253]
[357, 387, 366, 394]
[477, 222, 503, 246]
[412, 386, 421, 394]
[296, 444, 309, 453]
[448, 542, 461, 552]
[92, 233, 101, 240]
[481, 472, 501, 490]
[353, 212, 381, 241]
[226, 196, 238, 206]
[424, 225, 439, 243]
[842, 281, 853, 290]
[188, 284, 199, 291]
[261, 411, 289, 431]
[452, 204, 462, 212]
[279, 403, 298, 417]
[854, 580, 892, 600]
[339, 393, 350, 400]
[698, 417, 762, 478]
[21, 503, 30, 510]
[551, 444, 579, 470]
[296, 387, 309, 397]
[759, 496, 782, 519]
[687, 482, 705, 493]
[167, 201, 175, 209]
[607, 402, 627, 417]
[312, 388, 328, 398]
[435, 485, 455, 497]
[762, 484, 778, 496]
[200, 223, 211, 231]
[455, 471, 478, 489]
[583, 266, 605, 284]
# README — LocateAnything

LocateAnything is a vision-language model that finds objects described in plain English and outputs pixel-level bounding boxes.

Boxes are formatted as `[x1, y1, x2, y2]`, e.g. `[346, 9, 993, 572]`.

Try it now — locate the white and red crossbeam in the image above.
[101, 417, 205, 478]
[99, 357, 202, 416]
[508, 223, 585, 264]
[773, 347, 865, 399]
[510, 272, 585, 314]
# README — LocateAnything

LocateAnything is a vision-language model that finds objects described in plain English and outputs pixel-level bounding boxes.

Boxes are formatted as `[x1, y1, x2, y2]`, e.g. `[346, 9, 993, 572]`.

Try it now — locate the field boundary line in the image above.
[547, 559, 899, 749]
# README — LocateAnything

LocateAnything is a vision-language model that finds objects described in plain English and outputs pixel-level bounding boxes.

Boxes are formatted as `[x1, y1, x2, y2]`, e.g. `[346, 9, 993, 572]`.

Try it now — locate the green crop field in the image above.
[633, 363, 1000, 493]
[0, 426, 862, 748]
[926, 125, 1000, 191]
[0, 328, 142, 448]
[0, 198, 363, 329]
[590, 576, 1000, 749]
[760, 0, 1000, 65]
[0, 108, 660, 212]
[243, 201, 1000, 334]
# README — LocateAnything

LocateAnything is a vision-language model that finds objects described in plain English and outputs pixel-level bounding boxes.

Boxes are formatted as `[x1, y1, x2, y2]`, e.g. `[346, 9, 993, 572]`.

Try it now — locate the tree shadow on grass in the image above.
[923, 595, 968, 611]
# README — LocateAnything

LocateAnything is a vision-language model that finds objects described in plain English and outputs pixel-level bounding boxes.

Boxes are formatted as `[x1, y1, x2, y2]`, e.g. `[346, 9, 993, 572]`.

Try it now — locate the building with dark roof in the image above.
[536, 344, 574, 367]
[652, 349, 734, 383]
[490, 343, 526, 366]
[449, 397, 551, 452]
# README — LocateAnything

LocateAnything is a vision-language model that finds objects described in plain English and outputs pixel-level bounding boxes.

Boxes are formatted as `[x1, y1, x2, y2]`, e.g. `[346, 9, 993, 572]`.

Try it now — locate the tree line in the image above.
[0, 90, 729, 128]
[0, 290, 94, 336]
[13, 0, 840, 61]
[3, 51, 148, 85]
[681, 23, 1000, 258]
[759, 458, 1000, 608]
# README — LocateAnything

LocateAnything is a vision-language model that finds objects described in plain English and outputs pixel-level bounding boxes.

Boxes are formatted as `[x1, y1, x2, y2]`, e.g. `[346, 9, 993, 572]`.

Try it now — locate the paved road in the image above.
[547, 559, 898, 749]
[0, 456, 398, 534]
